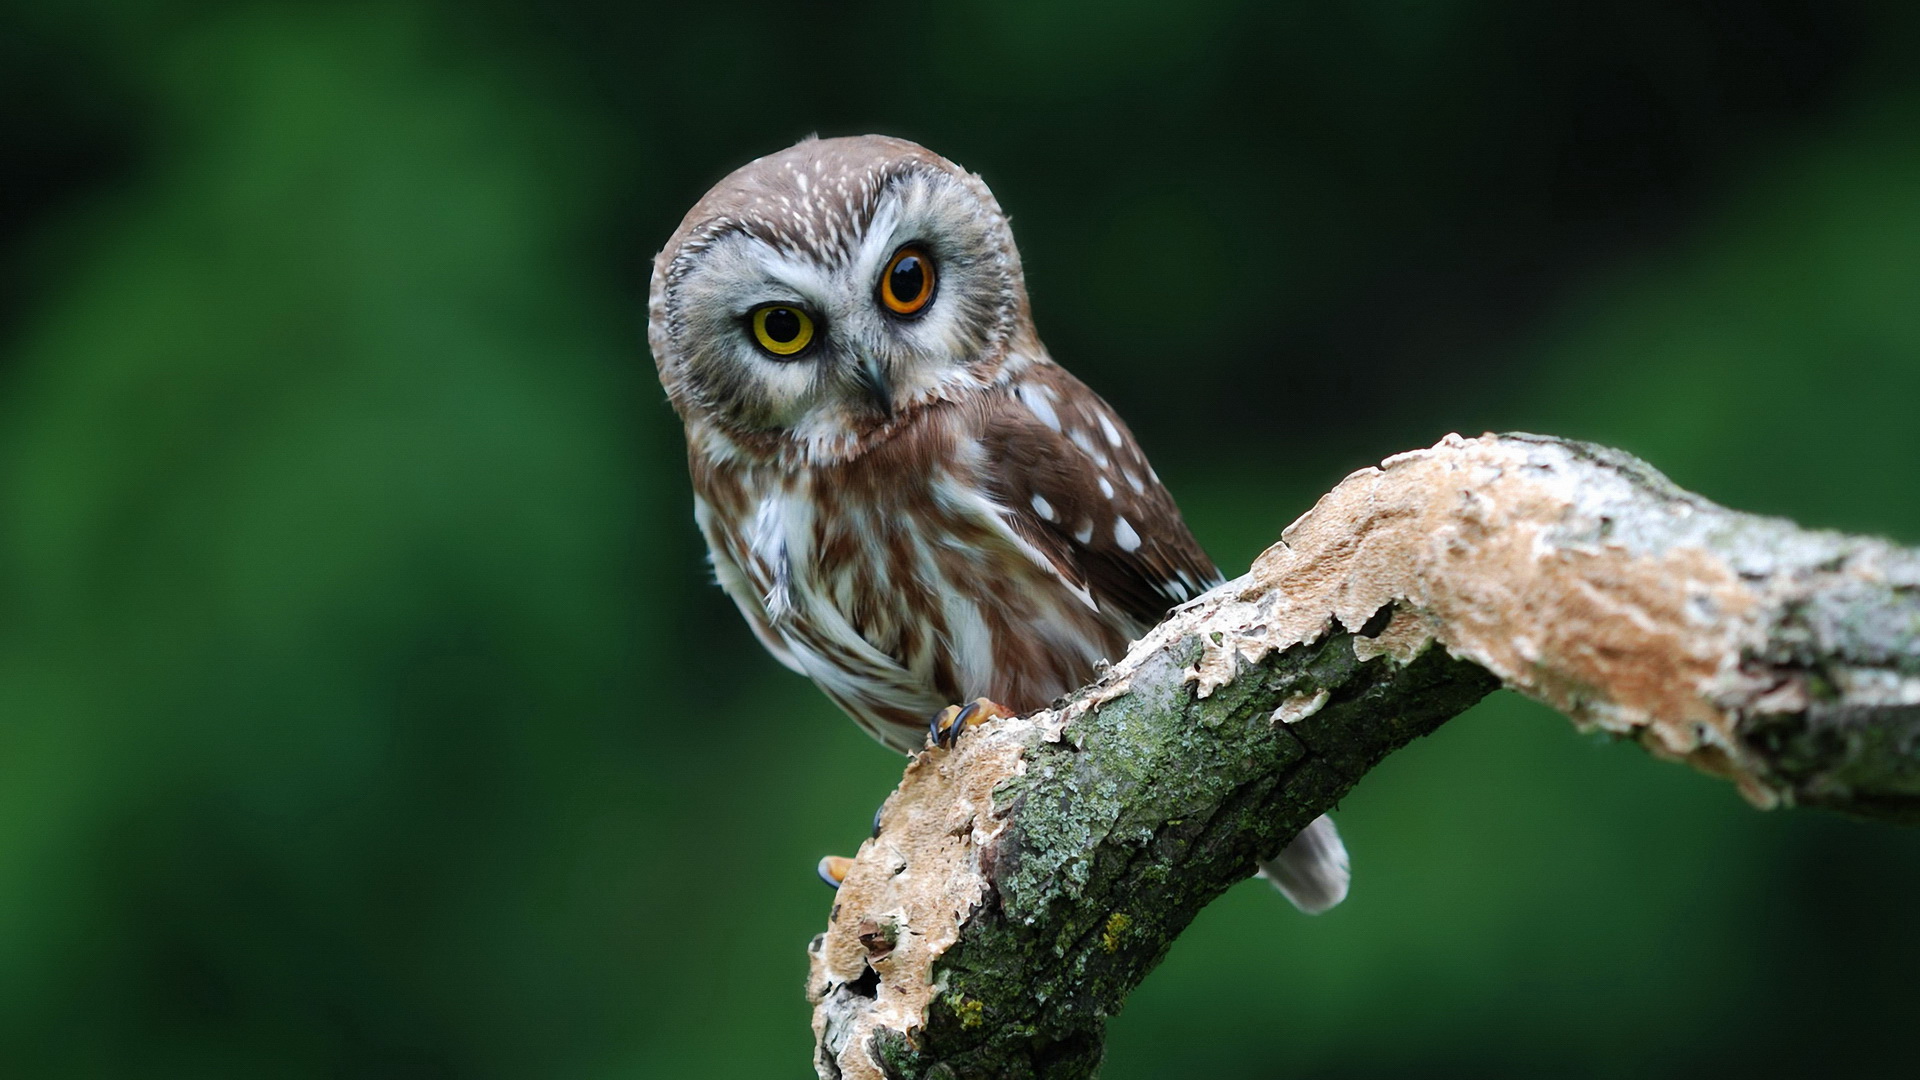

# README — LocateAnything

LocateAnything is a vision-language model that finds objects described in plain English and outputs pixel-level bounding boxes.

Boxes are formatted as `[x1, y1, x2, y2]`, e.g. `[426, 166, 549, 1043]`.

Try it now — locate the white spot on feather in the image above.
[1098, 476, 1114, 499]
[1074, 520, 1094, 545]
[1031, 494, 1057, 521]
[1098, 413, 1123, 448]
[1018, 384, 1062, 432]
[1113, 516, 1142, 553]
[1069, 428, 1110, 468]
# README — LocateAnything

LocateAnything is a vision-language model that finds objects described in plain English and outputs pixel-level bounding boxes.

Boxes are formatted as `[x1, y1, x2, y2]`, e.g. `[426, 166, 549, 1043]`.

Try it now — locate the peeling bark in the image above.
[808, 433, 1920, 1079]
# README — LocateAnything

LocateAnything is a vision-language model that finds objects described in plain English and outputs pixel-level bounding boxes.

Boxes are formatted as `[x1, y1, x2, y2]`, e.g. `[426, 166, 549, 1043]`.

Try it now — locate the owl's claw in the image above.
[928, 698, 1015, 749]
[819, 805, 890, 890]
[818, 855, 854, 889]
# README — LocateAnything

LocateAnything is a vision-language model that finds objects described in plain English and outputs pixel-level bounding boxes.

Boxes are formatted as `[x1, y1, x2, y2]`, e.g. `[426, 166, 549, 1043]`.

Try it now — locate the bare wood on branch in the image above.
[808, 432, 1920, 1080]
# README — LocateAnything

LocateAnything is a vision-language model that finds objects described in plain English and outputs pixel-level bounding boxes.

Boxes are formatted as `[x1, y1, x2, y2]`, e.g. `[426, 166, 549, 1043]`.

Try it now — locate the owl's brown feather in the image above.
[981, 362, 1223, 634]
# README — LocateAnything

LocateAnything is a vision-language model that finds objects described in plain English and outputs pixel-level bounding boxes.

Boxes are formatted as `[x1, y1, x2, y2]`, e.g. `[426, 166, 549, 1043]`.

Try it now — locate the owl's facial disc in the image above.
[651, 138, 1027, 458]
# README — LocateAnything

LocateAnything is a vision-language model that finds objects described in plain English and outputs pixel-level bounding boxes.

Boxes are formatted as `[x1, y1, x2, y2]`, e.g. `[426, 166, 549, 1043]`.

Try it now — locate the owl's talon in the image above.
[818, 855, 854, 889]
[928, 697, 1015, 749]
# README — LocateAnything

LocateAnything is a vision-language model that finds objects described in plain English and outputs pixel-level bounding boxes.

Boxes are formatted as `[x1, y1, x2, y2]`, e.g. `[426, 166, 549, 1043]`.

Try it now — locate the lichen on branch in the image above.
[809, 432, 1920, 1080]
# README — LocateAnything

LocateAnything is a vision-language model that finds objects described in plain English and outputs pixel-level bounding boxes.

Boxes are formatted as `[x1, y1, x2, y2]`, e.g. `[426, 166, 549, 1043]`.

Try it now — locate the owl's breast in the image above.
[691, 423, 1130, 749]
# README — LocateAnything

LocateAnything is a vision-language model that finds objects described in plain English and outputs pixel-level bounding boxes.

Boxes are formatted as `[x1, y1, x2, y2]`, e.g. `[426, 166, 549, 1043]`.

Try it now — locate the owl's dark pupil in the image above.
[763, 307, 802, 343]
[889, 256, 925, 302]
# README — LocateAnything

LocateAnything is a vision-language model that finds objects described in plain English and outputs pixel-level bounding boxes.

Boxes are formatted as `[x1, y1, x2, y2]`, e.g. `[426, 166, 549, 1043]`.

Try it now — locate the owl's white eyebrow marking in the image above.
[755, 247, 836, 303]
[852, 197, 904, 280]
[1031, 494, 1057, 521]
[1073, 520, 1094, 545]
[1113, 516, 1142, 553]
[1018, 384, 1062, 432]
[1097, 476, 1114, 499]
[1098, 413, 1123, 448]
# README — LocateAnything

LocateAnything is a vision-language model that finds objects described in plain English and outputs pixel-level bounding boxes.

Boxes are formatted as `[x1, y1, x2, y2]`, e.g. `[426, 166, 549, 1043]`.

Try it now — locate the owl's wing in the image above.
[980, 363, 1224, 635]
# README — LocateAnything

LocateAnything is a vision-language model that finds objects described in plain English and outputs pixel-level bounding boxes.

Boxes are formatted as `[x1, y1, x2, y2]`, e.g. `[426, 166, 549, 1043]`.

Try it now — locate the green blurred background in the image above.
[2, 1, 1917, 1076]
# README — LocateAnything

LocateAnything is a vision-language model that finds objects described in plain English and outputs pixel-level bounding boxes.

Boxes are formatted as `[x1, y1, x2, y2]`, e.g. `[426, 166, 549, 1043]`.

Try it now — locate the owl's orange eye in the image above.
[751, 304, 815, 357]
[879, 246, 935, 316]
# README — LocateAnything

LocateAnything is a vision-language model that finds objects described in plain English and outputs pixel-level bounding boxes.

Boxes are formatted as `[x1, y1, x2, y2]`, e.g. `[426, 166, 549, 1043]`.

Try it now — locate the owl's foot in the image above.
[817, 806, 887, 890]
[928, 698, 1015, 749]
[817, 855, 854, 889]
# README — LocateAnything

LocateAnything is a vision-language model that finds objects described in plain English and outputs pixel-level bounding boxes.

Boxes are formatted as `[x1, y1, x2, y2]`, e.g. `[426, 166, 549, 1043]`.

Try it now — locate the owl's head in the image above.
[648, 135, 1030, 461]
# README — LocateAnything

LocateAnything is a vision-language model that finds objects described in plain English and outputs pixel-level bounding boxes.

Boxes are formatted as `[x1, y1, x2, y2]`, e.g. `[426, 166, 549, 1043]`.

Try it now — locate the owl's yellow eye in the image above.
[879, 246, 935, 316]
[751, 304, 815, 357]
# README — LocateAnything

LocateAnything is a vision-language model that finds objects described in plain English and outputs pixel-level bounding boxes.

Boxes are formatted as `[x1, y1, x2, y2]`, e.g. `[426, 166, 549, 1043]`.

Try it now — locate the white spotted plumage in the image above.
[649, 134, 1349, 914]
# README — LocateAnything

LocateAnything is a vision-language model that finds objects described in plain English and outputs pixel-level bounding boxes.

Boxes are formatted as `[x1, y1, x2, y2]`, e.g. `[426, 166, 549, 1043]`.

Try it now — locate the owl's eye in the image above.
[879, 246, 936, 316]
[751, 304, 816, 358]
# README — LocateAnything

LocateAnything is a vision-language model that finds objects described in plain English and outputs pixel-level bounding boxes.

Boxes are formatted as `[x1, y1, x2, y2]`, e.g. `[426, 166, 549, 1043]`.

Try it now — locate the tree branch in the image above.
[807, 432, 1920, 1080]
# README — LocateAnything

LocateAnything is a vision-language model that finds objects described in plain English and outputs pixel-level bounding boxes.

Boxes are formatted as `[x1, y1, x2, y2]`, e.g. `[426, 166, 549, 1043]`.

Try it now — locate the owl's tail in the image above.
[1257, 814, 1350, 914]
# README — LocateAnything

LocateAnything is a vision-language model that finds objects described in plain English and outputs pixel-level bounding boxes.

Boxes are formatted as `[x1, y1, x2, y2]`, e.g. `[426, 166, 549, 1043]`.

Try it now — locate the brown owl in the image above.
[647, 135, 1347, 913]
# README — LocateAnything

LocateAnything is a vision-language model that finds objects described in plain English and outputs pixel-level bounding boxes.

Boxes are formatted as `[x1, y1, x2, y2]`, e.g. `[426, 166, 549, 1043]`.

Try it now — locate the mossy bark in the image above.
[895, 636, 1494, 1078]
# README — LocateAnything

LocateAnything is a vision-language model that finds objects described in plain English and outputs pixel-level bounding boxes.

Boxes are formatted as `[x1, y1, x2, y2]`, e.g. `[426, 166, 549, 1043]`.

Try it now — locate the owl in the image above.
[647, 135, 1348, 913]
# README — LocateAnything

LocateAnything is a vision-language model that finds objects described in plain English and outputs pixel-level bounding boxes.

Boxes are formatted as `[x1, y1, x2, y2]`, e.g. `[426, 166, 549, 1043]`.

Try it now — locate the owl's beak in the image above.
[852, 353, 893, 420]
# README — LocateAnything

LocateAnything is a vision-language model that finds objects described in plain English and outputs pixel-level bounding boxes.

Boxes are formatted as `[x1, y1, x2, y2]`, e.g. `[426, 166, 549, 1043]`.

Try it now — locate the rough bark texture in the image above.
[807, 433, 1920, 1080]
